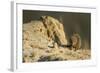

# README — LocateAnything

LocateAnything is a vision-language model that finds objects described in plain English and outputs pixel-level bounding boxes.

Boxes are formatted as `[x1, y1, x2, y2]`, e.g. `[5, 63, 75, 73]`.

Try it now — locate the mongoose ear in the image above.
[41, 16, 47, 19]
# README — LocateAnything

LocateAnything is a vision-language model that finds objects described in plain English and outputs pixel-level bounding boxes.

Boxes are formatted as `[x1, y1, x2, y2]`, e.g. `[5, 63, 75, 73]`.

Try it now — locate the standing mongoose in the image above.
[69, 33, 81, 51]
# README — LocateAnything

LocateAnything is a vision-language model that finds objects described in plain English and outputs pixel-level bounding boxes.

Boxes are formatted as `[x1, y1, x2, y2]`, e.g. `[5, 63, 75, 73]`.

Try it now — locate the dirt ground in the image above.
[23, 46, 91, 62]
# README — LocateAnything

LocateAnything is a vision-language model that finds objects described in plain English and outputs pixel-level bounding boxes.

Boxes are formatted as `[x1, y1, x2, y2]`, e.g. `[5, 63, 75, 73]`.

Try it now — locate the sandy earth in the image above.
[23, 46, 91, 62]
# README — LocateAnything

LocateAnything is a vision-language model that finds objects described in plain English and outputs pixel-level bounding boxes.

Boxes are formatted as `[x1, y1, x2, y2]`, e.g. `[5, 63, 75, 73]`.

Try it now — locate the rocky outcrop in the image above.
[23, 16, 67, 50]
[23, 16, 90, 62]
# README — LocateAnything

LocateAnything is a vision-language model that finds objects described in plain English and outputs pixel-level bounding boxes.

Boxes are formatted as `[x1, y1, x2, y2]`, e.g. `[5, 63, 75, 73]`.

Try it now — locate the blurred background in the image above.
[23, 10, 91, 49]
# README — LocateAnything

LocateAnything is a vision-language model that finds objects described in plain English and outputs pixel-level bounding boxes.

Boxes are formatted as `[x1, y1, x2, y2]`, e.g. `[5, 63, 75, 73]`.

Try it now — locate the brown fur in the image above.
[70, 33, 81, 51]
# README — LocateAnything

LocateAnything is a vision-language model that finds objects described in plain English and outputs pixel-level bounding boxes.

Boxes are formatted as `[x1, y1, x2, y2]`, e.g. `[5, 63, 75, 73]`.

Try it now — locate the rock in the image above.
[38, 56, 63, 62]
[41, 16, 67, 46]
[23, 16, 67, 50]
[23, 20, 50, 49]
[23, 16, 68, 62]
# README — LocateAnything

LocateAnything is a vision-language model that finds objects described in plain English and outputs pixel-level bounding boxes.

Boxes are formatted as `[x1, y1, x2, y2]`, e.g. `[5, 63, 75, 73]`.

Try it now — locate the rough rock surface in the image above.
[41, 16, 67, 46]
[23, 16, 91, 63]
